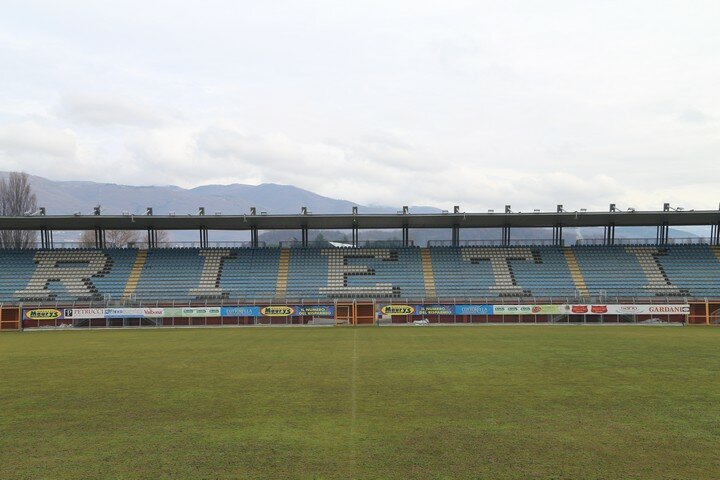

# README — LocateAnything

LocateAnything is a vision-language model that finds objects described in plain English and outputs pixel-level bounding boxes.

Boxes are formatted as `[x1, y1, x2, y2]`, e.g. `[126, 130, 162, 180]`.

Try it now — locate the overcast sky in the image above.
[0, 0, 718, 212]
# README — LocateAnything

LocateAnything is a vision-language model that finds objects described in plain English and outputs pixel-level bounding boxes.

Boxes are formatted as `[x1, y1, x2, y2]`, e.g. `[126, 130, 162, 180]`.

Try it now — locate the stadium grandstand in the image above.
[2, 204, 720, 330]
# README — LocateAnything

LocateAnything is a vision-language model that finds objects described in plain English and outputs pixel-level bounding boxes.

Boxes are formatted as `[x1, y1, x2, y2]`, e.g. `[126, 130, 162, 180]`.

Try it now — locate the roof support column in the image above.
[199, 226, 208, 248]
[451, 224, 460, 247]
[710, 223, 719, 246]
[40, 228, 53, 249]
[501, 224, 511, 246]
[604, 223, 615, 245]
[656, 222, 669, 245]
[402, 225, 409, 247]
[552, 224, 563, 246]
[351, 207, 359, 248]
[94, 228, 105, 249]
[147, 227, 157, 249]
[250, 226, 259, 248]
[301, 226, 308, 247]
[352, 225, 359, 248]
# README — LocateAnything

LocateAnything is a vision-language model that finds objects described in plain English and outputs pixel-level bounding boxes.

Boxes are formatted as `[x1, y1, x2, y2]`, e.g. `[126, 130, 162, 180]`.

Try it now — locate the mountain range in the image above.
[1, 172, 702, 244]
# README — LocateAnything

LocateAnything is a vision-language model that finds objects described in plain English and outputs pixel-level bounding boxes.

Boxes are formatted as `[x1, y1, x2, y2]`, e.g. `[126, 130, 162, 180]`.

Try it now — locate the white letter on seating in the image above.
[15, 251, 110, 300]
[625, 246, 680, 295]
[190, 249, 234, 298]
[461, 247, 535, 295]
[320, 249, 397, 297]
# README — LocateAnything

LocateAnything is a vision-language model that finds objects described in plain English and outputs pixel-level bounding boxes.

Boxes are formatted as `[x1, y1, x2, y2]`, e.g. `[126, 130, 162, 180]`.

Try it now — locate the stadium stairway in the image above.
[563, 248, 589, 297]
[420, 249, 437, 298]
[274, 249, 290, 299]
[122, 249, 147, 299]
[712, 246, 720, 263]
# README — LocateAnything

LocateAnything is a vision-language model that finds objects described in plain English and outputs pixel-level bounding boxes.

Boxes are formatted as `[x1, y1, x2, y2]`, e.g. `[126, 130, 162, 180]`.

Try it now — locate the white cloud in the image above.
[58, 92, 169, 127]
[0, 122, 77, 158]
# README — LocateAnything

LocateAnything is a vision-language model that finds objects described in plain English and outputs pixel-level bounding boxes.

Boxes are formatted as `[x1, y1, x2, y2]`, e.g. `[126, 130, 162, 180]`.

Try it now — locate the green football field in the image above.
[1, 326, 719, 479]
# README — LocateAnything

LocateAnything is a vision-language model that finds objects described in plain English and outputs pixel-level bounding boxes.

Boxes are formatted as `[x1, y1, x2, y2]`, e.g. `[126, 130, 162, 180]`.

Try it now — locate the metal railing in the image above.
[4, 237, 714, 249]
[427, 239, 564, 247]
[576, 237, 709, 245]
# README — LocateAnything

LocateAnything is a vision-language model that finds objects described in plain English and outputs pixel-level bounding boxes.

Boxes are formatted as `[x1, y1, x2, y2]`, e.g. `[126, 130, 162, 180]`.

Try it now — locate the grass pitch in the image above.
[1, 326, 719, 479]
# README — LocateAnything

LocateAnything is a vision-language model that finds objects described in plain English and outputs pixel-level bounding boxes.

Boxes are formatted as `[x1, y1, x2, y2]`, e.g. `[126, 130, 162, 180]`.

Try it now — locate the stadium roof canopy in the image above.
[1, 209, 719, 231]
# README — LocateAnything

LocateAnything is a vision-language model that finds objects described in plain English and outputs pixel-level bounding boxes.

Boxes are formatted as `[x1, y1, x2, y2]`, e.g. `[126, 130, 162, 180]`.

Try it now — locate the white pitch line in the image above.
[350, 327, 358, 472]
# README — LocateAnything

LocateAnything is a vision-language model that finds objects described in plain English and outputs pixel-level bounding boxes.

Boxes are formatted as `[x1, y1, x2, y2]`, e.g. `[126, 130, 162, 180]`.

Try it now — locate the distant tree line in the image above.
[79, 229, 170, 248]
[0, 172, 38, 248]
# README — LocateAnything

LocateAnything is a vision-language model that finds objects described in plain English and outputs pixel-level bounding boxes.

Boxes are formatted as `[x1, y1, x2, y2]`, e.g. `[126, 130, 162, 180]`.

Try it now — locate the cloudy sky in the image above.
[0, 0, 719, 211]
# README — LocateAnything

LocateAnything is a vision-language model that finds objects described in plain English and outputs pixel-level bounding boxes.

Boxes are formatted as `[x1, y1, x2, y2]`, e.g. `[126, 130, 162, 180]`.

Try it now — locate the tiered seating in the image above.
[218, 248, 280, 300]
[0, 250, 44, 300]
[431, 247, 576, 298]
[134, 248, 205, 301]
[2, 245, 720, 303]
[286, 248, 425, 299]
[6, 249, 135, 302]
[571, 245, 689, 297]
[655, 245, 720, 297]
[135, 248, 280, 301]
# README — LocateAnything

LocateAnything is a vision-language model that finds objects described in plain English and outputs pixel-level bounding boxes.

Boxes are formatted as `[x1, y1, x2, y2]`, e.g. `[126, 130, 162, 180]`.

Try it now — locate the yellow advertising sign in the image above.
[380, 305, 415, 316]
[260, 306, 295, 316]
[24, 308, 63, 320]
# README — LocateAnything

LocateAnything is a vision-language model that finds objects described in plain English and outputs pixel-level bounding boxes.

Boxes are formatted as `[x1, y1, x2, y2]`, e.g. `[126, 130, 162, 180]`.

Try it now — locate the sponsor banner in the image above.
[413, 305, 454, 316]
[642, 304, 690, 315]
[453, 304, 494, 316]
[493, 305, 533, 315]
[380, 305, 415, 316]
[493, 305, 562, 315]
[23, 308, 64, 321]
[295, 305, 334, 317]
[105, 308, 145, 318]
[260, 306, 295, 317]
[530, 305, 562, 315]
[181, 307, 221, 317]
[220, 305, 334, 317]
[65, 308, 105, 319]
[163, 308, 184, 318]
[221, 306, 261, 317]
[565, 304, 690, 315]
